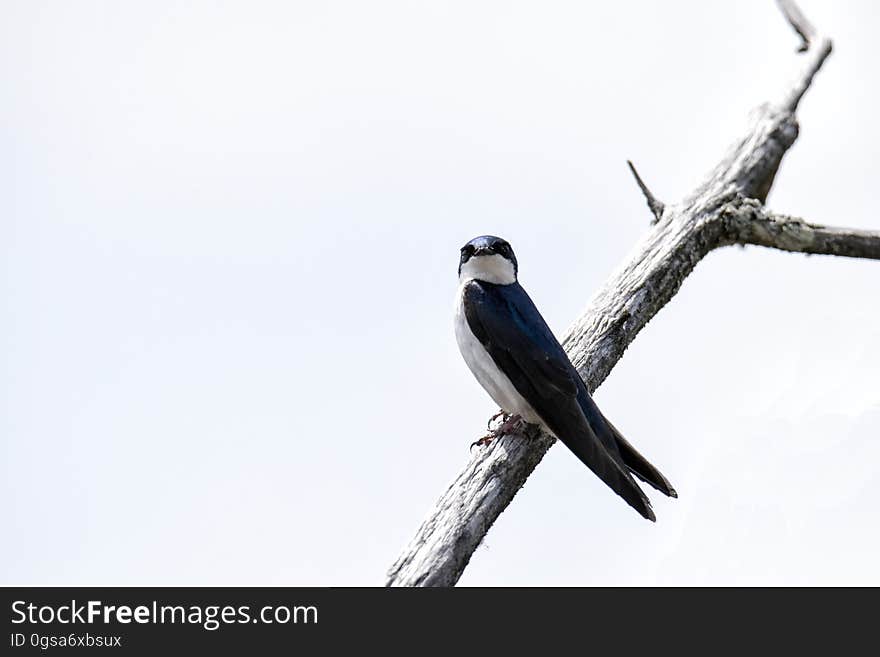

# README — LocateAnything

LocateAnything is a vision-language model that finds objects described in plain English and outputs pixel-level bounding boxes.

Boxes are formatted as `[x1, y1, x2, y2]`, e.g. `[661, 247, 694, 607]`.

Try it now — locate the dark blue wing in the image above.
[462, 280, 656, 520]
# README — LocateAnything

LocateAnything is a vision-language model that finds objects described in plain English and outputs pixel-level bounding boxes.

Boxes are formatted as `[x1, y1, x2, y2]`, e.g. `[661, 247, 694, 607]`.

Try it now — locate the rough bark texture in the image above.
[725, 200, 880, 260]
[386, 1, 878, 587]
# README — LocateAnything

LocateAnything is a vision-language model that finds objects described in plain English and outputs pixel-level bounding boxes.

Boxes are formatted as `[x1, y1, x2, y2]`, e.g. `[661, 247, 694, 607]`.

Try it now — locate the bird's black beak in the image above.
[473, 246, 493, 257]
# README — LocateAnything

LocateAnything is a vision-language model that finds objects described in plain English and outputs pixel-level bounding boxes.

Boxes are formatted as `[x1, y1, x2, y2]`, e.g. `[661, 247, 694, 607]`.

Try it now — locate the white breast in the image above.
[454, 283, 542, 424]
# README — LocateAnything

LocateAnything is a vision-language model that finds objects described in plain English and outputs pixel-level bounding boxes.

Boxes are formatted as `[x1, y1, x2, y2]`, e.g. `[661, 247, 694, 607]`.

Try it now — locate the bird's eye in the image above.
[461, 245, 475, 257]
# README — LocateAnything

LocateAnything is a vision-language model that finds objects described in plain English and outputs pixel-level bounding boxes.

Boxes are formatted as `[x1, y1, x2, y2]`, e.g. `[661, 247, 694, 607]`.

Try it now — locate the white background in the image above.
[2, 0, 878, 585]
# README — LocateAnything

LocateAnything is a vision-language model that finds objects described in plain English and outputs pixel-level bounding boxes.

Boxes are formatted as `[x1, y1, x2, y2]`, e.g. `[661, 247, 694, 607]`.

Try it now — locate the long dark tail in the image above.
[603, 417, 677, 498]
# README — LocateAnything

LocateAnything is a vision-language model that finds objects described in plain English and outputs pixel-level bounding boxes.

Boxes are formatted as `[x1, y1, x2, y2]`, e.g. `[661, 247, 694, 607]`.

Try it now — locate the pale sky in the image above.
[2, 0, 878, 586]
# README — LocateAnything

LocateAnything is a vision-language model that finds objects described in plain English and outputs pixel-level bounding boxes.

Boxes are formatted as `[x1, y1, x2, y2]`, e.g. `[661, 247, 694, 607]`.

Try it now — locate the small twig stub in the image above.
[627, 160, 665, 224]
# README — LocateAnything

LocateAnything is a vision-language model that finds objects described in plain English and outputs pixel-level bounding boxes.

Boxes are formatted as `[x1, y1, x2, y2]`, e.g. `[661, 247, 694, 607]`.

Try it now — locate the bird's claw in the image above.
[487, 410, 506, 429]
[470, 434, 495, 450]
[498, 413, 526, 435]
[471, 414, 526, 451]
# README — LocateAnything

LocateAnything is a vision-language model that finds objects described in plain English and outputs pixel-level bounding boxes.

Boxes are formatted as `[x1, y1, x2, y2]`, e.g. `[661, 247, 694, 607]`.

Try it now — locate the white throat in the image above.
[459, 254, 516, 285]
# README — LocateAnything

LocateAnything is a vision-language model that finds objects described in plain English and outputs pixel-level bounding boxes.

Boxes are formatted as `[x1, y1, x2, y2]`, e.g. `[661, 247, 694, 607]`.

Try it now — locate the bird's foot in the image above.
[471, 414, 526, 450]
[487, 409, 505, 430]
[497, 413, 525, 435]
[470, 434, 495, 450]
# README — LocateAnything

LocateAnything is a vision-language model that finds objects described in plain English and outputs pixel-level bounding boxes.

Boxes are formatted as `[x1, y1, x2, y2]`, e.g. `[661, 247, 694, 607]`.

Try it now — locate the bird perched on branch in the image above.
[454, 235, 677, 520]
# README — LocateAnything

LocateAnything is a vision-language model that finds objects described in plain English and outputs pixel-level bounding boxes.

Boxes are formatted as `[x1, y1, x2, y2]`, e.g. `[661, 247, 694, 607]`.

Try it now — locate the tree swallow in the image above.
[454, 235, 677, 520]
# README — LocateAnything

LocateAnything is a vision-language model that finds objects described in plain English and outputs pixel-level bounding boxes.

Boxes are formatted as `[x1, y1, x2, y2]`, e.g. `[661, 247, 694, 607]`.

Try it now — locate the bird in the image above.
[454, 235, 676, 520]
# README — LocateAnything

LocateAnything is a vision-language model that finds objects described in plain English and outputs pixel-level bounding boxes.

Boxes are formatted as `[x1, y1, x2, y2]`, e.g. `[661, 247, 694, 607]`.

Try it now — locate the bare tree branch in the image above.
[777, 0, 816, 52]
[627, 160, 665, 224]
[776, 0, 832, 111]
[386, 1, 865, 587]
[724, 198, 880, 260]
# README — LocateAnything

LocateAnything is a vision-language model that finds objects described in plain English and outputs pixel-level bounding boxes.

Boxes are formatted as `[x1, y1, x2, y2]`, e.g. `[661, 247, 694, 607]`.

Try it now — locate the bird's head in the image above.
[458, 235, 518, 285]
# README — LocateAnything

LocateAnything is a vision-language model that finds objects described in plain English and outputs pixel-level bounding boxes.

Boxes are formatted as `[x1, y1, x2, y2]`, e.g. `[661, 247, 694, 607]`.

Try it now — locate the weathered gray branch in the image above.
[778, 0, 816, 52]
[627, 160, 665, 223]
[386, 1, 865, 587]
[725, 200, 880, 260]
